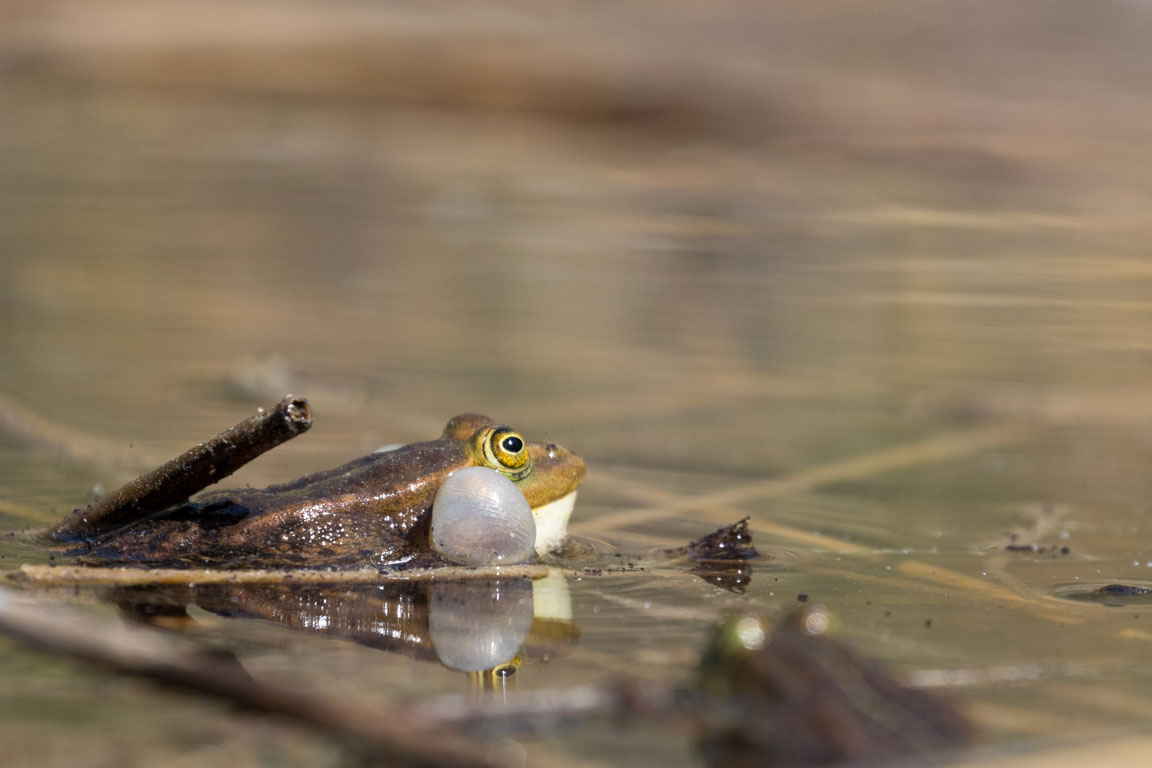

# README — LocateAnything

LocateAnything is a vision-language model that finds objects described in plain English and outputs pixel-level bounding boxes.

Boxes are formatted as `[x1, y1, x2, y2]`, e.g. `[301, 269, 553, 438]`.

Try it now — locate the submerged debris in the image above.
[664, 518, 759, 592]
[683, 517, 759, 561]
[994, 504, 1072, 557]
[1099, 584, 1152, 597]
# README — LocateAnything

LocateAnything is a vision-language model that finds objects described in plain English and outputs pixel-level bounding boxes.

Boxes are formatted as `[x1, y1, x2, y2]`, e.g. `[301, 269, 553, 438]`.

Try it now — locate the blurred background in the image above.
[4, 1, 1152, 766]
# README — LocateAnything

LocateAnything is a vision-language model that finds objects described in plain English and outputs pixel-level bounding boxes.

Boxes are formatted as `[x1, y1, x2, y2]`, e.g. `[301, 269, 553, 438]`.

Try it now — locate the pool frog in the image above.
[62, 413, 585, 569]
[696, 607, 973, 767]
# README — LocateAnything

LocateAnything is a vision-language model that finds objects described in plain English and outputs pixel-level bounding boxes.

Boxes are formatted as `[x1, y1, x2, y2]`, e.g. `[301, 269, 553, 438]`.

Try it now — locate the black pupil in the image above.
[501, 435, 524, 453]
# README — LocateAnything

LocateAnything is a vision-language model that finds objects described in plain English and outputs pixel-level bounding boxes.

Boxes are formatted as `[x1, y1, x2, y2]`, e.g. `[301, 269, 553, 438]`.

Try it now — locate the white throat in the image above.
[532, 491, 578, 554]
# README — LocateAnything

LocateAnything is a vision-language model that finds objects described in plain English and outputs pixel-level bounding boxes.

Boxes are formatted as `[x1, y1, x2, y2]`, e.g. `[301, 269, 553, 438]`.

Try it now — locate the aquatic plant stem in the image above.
[51, 395, 312, 541]
[0, 586, 502, 768]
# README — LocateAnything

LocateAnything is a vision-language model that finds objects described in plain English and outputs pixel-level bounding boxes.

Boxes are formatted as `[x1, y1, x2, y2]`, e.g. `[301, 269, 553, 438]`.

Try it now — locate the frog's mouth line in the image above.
[532, 491, 578, 554]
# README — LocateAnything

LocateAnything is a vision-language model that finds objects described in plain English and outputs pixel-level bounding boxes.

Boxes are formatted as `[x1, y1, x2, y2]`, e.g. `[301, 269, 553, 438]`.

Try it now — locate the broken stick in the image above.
[52, 395, 311, 541]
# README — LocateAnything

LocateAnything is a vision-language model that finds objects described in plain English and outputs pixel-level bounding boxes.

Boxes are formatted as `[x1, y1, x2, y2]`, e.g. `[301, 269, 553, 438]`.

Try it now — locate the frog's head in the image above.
[697, 607, 839, 698]
[441, 413, 586, 552]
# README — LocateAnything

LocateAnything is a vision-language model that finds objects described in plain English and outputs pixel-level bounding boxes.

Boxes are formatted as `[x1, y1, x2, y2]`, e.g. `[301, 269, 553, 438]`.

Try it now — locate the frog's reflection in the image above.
[108, 574, 578, 682]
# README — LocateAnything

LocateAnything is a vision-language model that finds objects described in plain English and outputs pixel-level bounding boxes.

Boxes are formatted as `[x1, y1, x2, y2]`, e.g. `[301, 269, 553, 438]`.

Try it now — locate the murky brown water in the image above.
[4, 2, 1152, 766]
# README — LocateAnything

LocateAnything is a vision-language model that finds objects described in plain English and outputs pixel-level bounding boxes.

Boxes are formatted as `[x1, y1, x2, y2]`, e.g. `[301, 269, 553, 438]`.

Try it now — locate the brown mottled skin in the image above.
[78, 414, 585, 569]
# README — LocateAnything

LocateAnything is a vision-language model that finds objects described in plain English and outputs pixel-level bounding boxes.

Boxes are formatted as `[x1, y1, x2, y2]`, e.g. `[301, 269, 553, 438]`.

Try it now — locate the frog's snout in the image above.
[518, 441, 585, 507]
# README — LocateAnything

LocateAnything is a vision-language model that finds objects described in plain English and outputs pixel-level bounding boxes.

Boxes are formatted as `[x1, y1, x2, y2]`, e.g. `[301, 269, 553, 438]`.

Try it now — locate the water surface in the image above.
[4, 2, 1152, 765]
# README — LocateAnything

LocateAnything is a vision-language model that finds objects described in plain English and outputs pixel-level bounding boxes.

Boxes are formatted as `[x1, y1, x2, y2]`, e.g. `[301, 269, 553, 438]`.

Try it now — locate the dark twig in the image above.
[0, 585, 502, 768]
[52, 395, 312, 541]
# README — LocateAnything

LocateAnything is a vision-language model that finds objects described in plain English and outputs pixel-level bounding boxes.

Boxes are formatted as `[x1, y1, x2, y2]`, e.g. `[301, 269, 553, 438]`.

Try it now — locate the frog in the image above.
[695, 606, 973, 767]
[52, 412, 585, 570]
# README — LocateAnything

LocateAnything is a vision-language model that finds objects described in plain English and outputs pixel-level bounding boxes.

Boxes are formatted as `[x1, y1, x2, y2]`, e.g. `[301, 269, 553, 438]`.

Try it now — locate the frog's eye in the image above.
[484, 427, 529, 471]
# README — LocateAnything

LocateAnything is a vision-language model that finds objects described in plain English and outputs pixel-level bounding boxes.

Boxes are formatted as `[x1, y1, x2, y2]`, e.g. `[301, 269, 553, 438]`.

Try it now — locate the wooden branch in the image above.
[0, 585, 502, 768]
[52, 395, 312, 541]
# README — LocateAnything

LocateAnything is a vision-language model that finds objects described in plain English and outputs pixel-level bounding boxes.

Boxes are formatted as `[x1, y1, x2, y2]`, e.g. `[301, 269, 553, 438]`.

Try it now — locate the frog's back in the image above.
[82, 440, 469, 568]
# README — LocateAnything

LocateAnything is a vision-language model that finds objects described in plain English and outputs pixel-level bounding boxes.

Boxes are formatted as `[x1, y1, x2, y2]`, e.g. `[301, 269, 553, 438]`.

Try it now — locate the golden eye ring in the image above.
[481, 426, 531, 477]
